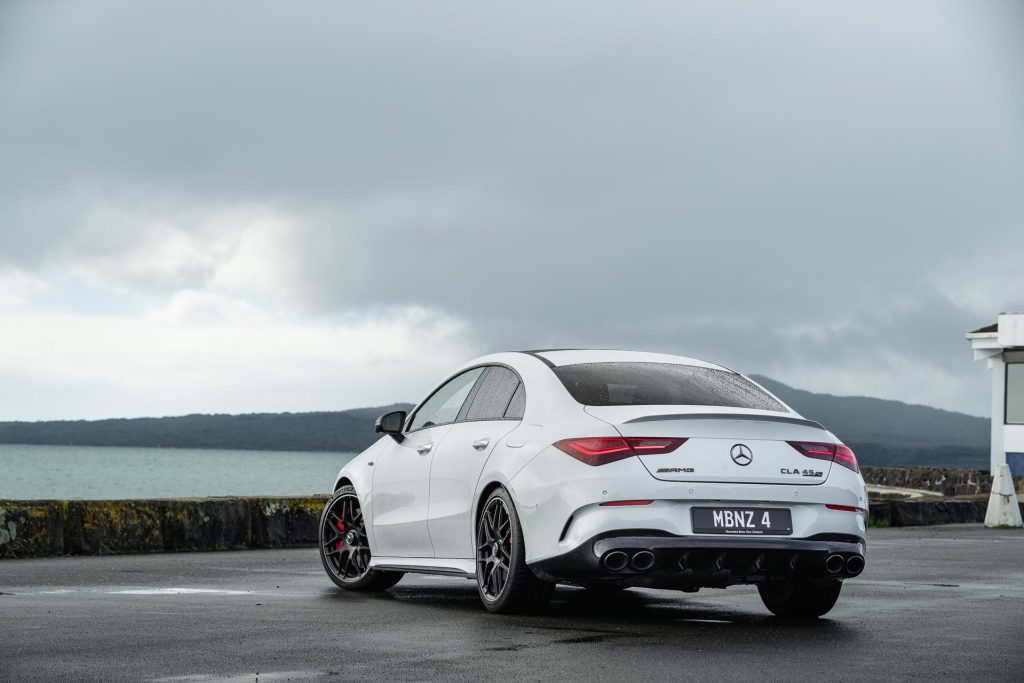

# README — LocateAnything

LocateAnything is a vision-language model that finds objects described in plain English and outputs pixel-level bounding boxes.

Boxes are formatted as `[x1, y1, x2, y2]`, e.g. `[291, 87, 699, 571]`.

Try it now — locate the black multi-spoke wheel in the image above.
[475, 487, 554, 614]
[477, 496, 513, 600]
[318, 486, 403, 591]
[321, 490, 370, 580]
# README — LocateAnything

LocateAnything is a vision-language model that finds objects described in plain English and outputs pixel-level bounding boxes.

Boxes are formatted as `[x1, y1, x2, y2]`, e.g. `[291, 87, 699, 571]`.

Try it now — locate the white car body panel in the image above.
[370, 424, 448, 557]
[427, 419, 520, 559]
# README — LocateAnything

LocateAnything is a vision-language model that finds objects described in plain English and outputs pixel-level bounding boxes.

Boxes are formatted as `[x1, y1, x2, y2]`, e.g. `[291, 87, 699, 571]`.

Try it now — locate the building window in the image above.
[1007, 360, 1024, 425]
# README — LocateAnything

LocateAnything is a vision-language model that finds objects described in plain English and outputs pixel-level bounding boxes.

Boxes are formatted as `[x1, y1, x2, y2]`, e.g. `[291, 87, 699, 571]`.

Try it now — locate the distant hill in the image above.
[0, 379, 992, 468]
[0, 404, 414, 453]
[752, 376, 989, 469]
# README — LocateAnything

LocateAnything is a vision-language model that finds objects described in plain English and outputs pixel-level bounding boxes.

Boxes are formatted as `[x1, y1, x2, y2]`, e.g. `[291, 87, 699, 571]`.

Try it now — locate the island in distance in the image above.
[0, 379, 989, 469]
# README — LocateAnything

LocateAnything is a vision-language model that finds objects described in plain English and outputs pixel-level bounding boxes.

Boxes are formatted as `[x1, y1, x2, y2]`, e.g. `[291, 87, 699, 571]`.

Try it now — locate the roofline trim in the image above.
[518, 350, 556, 368]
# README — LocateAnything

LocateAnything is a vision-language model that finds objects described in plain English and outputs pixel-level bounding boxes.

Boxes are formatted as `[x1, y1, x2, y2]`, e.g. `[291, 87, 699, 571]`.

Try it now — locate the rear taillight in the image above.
[787, 441, 836, 461]
[553, 437, 633, 465]
[627, 438, 686, 453]
[833, 445, 859, 473]
[787, 441, 860, 473]
[554, 437, 687, 466]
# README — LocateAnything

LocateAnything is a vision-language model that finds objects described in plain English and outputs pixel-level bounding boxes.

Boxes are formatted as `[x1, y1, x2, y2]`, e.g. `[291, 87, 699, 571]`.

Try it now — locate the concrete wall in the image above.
[861, 466, 1024, 496]
[0, 496, 329, 559]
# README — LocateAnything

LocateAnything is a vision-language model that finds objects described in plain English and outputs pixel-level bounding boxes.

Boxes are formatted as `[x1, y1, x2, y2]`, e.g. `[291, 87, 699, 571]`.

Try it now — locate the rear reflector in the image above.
[599, 500, 654, 507]
[786, 441, 860, 474]
[554, 437, 687, 466]
[825, 504, 863, 512]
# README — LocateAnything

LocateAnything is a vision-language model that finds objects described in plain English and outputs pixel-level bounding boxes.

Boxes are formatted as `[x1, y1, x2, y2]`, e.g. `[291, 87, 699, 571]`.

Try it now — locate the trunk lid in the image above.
[585, 406, 835, 485]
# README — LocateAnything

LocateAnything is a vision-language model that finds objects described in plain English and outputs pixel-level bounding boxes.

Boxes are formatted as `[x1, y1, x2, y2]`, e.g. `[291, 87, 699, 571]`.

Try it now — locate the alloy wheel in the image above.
[321, 494, 371, 582]
[476, 497, 513, 600]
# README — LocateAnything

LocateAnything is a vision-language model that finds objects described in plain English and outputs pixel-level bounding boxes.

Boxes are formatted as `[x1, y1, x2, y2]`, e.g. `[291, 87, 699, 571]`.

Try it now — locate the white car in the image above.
[319, 350, 867, 618]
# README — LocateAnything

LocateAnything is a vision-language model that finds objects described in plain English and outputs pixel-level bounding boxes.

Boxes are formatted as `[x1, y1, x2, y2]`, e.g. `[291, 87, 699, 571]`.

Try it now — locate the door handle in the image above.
[416, 443, 433, 455]
[472, 438, 490, 450]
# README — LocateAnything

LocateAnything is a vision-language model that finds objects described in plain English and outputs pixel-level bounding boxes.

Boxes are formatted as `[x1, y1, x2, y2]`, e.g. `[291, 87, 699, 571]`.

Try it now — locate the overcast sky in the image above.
[1, 1, 1022, 421]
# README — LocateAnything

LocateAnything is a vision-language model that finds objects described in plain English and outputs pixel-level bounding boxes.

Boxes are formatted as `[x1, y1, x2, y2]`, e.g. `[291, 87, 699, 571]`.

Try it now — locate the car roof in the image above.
[518, 349, 730, 371]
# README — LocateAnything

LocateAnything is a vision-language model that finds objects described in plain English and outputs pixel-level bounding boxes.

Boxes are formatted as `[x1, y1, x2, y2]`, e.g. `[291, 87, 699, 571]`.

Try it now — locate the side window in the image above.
[408, 368, 485, 431]
[462, 366, 522, 421]
[504, 382, 526, 419]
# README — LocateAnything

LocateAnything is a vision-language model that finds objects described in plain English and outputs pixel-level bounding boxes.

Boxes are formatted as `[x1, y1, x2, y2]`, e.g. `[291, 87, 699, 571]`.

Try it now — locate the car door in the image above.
[371, 367, 485, 558]
[427, 365, 526, 559]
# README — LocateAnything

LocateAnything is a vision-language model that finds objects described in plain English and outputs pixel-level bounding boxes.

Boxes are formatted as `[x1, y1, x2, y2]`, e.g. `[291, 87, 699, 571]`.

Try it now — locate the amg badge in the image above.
[657, 467, 695, 473]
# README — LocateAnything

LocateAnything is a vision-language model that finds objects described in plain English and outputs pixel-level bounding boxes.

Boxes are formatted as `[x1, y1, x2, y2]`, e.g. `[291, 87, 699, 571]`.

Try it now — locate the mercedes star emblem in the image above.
[730, 443, 753, 466]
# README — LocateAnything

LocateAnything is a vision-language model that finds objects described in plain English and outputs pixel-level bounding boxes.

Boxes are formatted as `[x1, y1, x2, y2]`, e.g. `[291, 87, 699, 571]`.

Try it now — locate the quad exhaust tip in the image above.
[603, 550, 655, 572]
[846, 555, 865, 576]
[631, 551, 655, 571]
[603, 551, 629, 572]
[825, 554, 845, 574]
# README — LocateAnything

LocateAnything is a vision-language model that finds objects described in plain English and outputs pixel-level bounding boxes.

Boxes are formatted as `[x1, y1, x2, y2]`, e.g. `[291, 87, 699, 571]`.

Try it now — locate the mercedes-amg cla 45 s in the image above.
[319, 350, 867, 618]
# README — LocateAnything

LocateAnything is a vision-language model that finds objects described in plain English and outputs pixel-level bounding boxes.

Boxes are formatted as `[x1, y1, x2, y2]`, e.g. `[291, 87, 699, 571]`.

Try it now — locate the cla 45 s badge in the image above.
[781, 468, 824, 477]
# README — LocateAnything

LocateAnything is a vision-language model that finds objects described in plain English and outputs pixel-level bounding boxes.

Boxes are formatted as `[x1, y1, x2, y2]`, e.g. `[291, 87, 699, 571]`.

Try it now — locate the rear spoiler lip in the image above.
[620, 412, 827, 431]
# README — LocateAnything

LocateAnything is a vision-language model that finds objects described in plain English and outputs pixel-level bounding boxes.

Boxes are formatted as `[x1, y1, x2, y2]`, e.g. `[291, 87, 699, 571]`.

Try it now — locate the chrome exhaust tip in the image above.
[630, 551, 655, 571]
[824, 554, 845, 574]
[603, 551, 629, 572]
[845, 554, 865, 576]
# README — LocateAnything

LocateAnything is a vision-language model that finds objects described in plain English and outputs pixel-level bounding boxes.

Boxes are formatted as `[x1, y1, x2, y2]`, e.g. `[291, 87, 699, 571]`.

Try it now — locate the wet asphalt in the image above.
[2, 525, 1023, 682]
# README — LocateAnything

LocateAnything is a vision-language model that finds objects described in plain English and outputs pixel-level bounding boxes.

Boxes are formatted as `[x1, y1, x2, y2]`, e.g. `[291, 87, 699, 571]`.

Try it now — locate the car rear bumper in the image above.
[529, 531, 866, 589]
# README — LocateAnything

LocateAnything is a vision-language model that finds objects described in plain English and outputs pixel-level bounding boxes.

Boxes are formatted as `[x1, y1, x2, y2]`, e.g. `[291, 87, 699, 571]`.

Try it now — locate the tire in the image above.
[475, 487, 554, 614]
[758, 579, 842, 619]
[319, 486, 403, 591]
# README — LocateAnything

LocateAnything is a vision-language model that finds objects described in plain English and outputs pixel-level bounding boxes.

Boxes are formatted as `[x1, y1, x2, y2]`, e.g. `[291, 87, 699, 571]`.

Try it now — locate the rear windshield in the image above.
[552, 362, 786, 411]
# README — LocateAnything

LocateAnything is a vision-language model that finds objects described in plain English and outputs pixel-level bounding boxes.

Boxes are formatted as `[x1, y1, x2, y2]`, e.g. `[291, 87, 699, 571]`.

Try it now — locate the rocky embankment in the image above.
[0, 496, 328, 559]
[861, 465, 1023, 497]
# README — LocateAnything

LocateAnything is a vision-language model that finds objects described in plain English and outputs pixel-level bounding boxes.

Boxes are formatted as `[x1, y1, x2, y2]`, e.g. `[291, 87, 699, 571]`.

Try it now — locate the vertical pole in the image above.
[990, 354, 1006, 474]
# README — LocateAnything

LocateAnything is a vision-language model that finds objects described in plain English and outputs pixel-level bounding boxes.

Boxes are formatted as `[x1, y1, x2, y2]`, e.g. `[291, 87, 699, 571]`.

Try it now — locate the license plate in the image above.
[691, 507, 792, 535]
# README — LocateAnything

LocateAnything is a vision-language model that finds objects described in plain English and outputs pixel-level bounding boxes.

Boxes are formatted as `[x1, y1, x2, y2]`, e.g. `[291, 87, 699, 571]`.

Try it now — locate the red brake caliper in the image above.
[335, 519, 345, 551]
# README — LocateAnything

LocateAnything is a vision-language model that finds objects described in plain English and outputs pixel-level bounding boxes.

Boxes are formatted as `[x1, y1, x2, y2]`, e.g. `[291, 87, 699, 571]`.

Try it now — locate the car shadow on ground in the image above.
[322, 579, 856, 636]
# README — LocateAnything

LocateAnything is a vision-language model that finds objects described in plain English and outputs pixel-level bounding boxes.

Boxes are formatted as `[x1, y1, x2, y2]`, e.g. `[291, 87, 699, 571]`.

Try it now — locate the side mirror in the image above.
[375, 410, 407, 443]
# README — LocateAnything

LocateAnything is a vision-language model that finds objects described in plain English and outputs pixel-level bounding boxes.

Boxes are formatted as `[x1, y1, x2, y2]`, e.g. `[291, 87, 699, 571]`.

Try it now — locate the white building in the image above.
[966, 312, 1024, 475]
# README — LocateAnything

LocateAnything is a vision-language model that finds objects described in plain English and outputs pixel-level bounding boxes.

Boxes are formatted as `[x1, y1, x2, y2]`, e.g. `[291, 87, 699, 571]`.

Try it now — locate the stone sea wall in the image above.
[865, 499, 1018, 528]
[3, 466, 1023, 559]
[861, 466, 1024, 496]
[0, 495, 329, 559]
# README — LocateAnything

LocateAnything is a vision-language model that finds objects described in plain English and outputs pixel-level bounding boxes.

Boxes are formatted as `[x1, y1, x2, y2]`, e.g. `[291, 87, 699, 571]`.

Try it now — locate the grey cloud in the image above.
[1, 0, 1022, 416]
